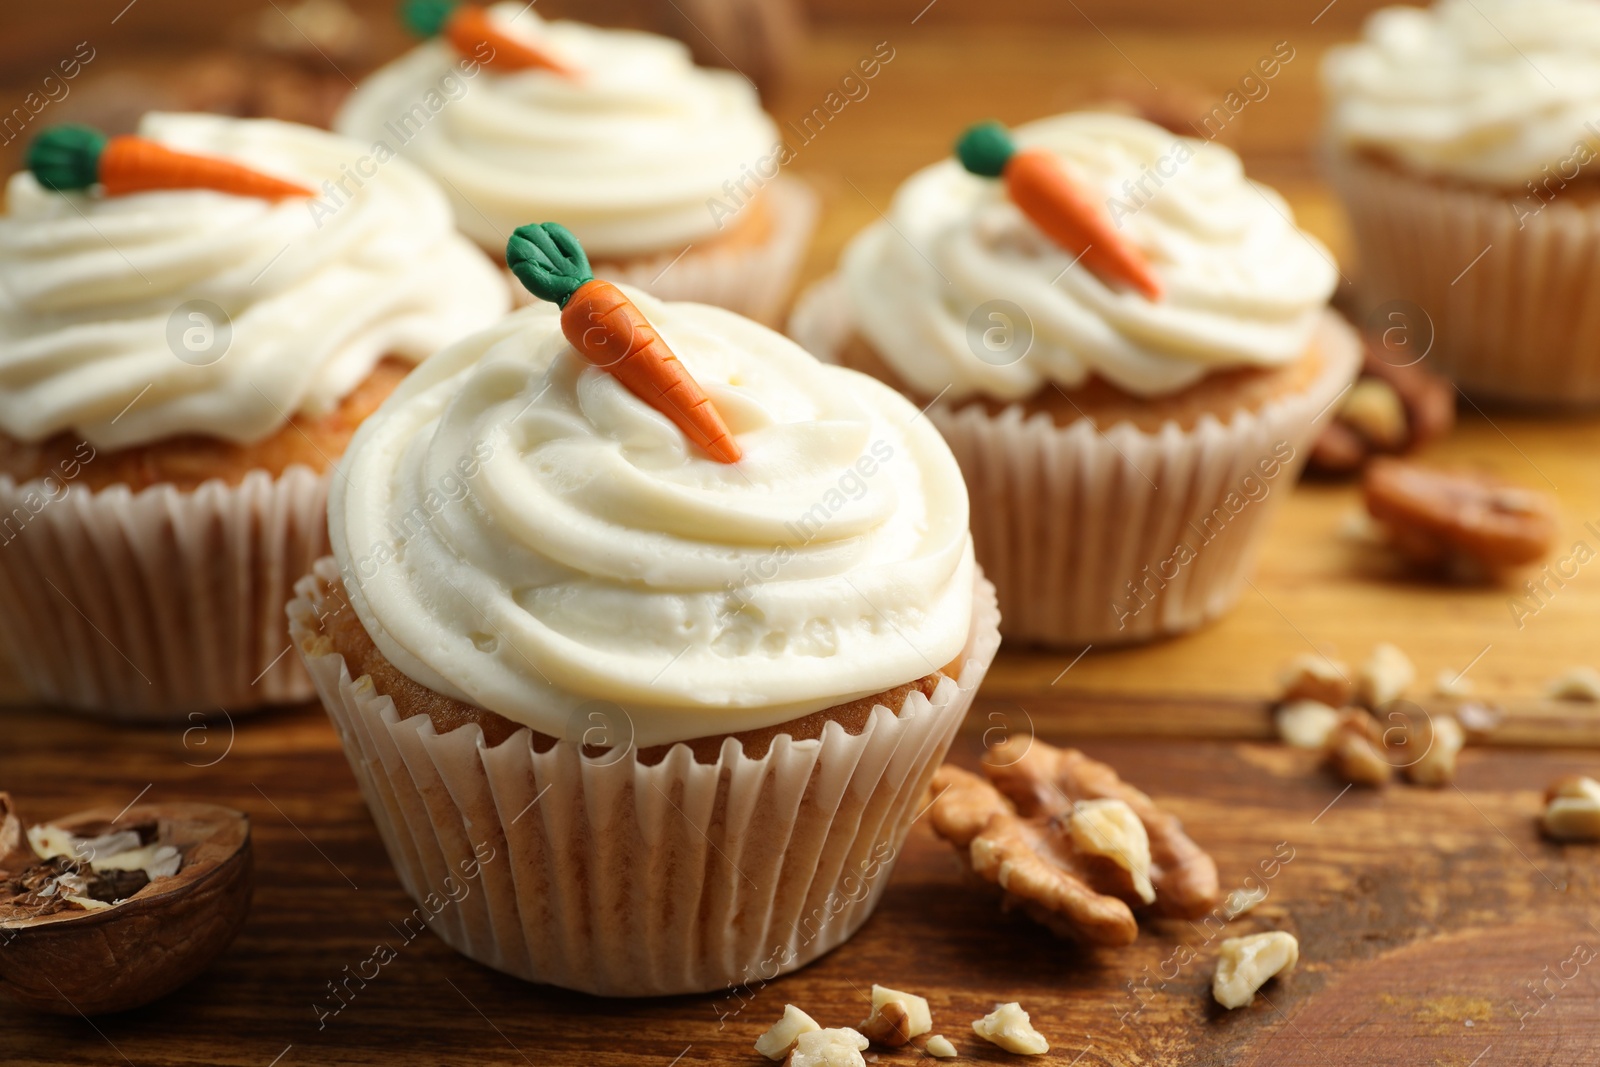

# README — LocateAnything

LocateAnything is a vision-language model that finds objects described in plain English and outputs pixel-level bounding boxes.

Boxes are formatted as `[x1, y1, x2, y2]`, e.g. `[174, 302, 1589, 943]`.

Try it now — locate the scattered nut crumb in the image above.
[1278, 654, 1353, 708]
[1213, 931, 1300, 1009]
[1541, 776, 1600, 842]
[1069, 798, 1156, 904]
[924, 1035, 958, 1058]
[757, 1005, 822, 1061]
[858, 985, 931, 1047]
[1276, 700, 1342, 749]
[1341, 378, 1409, 451]
[1363, 459, 1558, 574]
[1547, 668, 1600, 703]
[1223, 884, 1268, 919]
[787, 1028, 869, 1067]
[1358, 643, 1415, 709]
[1326, 708, 1392, 787]
[971, 1002, 1048, 1055]
[1434, 669, 1474, 698]
[1403, 715, 1466, 787]
[1455, 702, 1503, 734]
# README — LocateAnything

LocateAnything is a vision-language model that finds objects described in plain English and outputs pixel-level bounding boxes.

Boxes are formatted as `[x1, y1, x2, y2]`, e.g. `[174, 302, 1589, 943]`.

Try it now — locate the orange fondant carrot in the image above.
[402, 0, 580, 79]
[506, 222, 742, 464]
[28, 126, 313, 201]
[957, 121, 1163, 301]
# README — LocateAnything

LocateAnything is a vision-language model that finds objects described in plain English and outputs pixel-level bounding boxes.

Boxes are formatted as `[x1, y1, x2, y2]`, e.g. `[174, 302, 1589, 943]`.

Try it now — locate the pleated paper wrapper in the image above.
[1329, 146, 1600, 406]
[790, 276, 1361, 647]
[506, 177, 818, 326]
[287, 559, 1000, 997]
[0, 467, 327, 718]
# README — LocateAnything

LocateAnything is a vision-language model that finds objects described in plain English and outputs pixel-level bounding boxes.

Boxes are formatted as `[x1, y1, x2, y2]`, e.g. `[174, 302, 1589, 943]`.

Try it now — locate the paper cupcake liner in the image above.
[506, 177, 819, 326]
[287, 558, 1000, 997]
[1328, 147, 1600, 406]
[790, 276, 1361, 647]
[0, 467, 328, 719]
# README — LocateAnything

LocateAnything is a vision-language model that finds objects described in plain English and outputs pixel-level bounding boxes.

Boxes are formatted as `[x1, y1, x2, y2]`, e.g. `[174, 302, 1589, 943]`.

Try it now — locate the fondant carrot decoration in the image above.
[27, 125, 312, 201]
[506, 222, 742, 464]
[401, 0, 580, 78]
[956, 121, 1163, 301]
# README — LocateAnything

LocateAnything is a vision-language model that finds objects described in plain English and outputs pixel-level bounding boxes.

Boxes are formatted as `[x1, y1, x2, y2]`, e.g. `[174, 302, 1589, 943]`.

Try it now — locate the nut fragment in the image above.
[0, 796, 253, 1015]
[925, 1035, 958, 1058]
[927, 741, 1220, 946]
[1364, 459, 1558, 573]
[1341, 378, 1409, 451]
[1068, 799, 1155, 904]
[1547, 667, 1600, 703]
[757, 1004, 821, 1061]
[1403, 715, 1465, 787]
[787, 1028, 869, 1067]
[1275, 700, 1342, 750]
[1358, 643, 1415, 709]
[1223, 884, 1268, 919]
[1541, 776, 1600, 842]
[1325, 709, 1392, 787]
[857, 985, 931, 1047]
[1434, 669, 1474, 698]
[1278, 654, 1353, 708]
[971, 1002, 1049, 1055]
[1213, 931, 1300, 1009]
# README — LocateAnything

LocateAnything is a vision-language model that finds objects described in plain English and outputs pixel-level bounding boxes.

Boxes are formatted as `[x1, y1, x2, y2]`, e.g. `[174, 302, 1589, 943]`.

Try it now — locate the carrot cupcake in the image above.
[1323, 0, 1600, 404]
[0, 112, 507, 718]
[792, 111, 1358, 646]
[288, 224, 998, 996]
[333, 2, 816, 324]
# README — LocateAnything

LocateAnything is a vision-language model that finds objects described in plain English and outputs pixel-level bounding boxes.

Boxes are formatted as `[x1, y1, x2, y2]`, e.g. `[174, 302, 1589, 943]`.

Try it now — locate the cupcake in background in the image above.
[0, 112, 508, 718]
[289, 223, 997, 995]
[1323, 0, 1600, 405]
[334, 1, 817, 324]
[792, 112, 1358, 646]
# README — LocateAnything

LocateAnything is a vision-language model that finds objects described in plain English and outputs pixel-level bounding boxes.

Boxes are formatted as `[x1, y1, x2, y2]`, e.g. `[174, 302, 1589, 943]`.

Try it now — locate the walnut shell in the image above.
[0, 796, 252, 1015]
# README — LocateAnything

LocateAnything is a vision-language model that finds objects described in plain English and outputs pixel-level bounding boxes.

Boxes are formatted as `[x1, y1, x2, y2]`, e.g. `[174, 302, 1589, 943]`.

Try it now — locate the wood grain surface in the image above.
[4, 9, 1600, 1066]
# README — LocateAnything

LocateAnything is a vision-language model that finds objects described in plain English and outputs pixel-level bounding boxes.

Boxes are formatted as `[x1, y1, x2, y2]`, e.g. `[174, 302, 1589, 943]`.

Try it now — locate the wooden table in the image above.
[6, 17, 1600, 1067]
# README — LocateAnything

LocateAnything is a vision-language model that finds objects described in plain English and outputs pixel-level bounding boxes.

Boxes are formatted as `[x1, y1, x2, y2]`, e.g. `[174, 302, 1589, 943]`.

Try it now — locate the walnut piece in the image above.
[1434, 669, 1474, 698]
[1358, 643, 1415, 709]
[1276, 700, 1342, 749]
[1341, 378, 1409, 451]
[1223, 884, 1268, 919]
[1213, 931, 1299, 1009]
[1325, 709, 1392, 787]
[1069, 799, 1155, 904]
[857, 985, 930, 1047]
[1547, 667, 1600, 703]
[971, 1002, 1048, 1055]
[1364, 459, 1557, 573]
[756, 1004, 821, 1061]
[1278, 654, 1353, 708]
[1541, 776, 1600, 842]
[1403, 715, 1465, 787]
[925, 1034, 958, 1058]
[927, 740, 1220, 946]
[786, 1028, 868, 1067]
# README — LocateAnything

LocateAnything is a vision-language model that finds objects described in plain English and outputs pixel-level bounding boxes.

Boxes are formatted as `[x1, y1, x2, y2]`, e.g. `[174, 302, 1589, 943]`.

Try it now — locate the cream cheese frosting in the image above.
[1323, 0, 1600, 186]
[836, 112, 1339, 402]
[334, 4, 778, 256]
[329, 288, 976, 747]
[0, 112, 507, 452]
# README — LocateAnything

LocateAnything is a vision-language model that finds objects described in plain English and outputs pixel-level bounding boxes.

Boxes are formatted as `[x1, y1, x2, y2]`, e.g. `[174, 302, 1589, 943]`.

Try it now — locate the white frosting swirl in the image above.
[329, 289, 975, 747]
[0, 112, 508, 451]
[836, 112, 1338, 402]
[334, 4, 778, 255]
[1323, 0, 1600, 186]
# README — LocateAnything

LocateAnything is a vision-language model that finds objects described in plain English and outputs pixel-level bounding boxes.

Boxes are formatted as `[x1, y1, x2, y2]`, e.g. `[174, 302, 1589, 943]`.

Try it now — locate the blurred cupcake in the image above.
[1323, 0, 1600, 404]
[288, 224, 997, 995]
[334, 2, 817, 324]
[0, 112, 507, 718]
[792, 112, 1358, 646]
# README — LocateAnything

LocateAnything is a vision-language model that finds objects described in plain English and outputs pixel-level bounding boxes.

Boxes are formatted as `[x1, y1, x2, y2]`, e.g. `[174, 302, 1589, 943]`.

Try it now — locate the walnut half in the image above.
[927, 740, 1220, 946]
